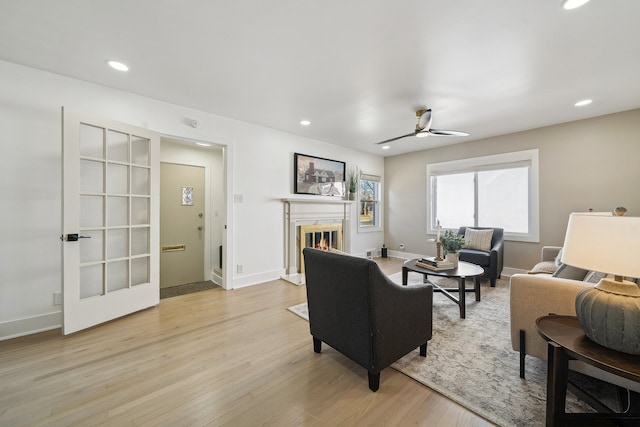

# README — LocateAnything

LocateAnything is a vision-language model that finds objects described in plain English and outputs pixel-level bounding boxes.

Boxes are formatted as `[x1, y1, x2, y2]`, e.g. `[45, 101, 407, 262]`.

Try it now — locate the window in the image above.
[427, 150, 539, 242]
[358, 173, 382, 232]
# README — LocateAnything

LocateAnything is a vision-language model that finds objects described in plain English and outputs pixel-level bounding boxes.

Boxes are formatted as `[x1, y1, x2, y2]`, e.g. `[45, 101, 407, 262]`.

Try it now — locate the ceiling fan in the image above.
[375, 108, 469, 145]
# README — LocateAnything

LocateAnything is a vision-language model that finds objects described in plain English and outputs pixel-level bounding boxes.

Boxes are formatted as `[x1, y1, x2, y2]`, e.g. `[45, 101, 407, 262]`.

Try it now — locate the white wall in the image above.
[0, 60, 384, 339]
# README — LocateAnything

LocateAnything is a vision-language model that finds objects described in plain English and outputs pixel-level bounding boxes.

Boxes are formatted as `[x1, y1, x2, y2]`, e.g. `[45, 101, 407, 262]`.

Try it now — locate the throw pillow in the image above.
[584, 271, 606, 283]
[552, 263, 589, 281]
[528, 261, 558, 275]
[464, 228, 494, 251]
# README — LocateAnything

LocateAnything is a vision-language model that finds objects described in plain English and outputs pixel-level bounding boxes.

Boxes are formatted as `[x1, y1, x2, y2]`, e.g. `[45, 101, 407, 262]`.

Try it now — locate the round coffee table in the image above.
[402, 259, 484, 319]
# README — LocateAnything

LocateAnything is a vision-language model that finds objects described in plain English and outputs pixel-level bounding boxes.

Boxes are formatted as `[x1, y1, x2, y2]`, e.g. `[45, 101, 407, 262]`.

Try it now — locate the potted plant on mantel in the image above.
[439, 230, 466, 267]
[347, 166, 359, 201]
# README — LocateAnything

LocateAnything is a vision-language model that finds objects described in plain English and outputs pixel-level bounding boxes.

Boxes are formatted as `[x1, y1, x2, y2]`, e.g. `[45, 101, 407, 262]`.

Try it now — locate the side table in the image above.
[536, 315, 640, 426]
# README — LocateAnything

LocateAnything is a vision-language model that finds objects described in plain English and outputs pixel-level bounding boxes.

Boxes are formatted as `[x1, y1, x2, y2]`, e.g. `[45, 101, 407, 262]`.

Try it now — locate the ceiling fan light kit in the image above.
[562, 0, 590, 10]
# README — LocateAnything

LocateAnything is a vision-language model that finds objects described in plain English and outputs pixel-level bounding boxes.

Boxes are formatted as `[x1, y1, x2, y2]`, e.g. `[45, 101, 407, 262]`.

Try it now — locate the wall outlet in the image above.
[236, 264, 243, 274]
[53, 292, 62, 306]
[233, 194, 243, 204]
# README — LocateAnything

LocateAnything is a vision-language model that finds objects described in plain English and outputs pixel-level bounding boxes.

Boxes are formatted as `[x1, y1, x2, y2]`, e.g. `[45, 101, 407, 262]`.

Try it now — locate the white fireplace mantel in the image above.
[282, 197, 354, 284]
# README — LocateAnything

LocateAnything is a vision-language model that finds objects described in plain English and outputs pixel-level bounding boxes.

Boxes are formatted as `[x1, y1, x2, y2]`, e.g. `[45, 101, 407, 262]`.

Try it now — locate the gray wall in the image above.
[384, 108, 640, 271]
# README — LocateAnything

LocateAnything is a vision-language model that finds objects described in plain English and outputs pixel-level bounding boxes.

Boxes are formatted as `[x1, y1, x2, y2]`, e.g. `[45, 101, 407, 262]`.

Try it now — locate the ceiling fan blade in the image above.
[427, 128, 470, 137]
[374, 132, 416, 145]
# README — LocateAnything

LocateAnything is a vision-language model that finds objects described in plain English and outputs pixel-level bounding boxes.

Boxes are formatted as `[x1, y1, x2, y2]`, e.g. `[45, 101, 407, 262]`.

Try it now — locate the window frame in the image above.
[357, 173, 383, 233]
[426, 149, 539, 242]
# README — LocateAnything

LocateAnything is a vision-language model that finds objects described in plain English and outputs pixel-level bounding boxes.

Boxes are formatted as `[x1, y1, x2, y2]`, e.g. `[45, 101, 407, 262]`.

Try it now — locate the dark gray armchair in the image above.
[457, 226, 504, 287]
[302, 247, 433, 391]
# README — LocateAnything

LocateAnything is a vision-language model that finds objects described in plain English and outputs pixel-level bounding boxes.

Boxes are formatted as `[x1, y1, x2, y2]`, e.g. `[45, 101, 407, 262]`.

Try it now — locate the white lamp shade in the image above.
[561, 213, 640, 278]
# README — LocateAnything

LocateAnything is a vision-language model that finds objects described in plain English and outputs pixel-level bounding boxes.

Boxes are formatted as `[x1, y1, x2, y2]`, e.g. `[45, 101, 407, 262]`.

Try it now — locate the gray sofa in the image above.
[303, 247, 433, 391]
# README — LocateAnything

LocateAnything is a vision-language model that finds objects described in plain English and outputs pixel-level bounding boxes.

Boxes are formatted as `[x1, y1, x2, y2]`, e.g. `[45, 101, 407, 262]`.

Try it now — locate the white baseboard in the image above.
[0, 311, 61, 341]
[232, 268, 286, 289]
[209, 270, 223, 286]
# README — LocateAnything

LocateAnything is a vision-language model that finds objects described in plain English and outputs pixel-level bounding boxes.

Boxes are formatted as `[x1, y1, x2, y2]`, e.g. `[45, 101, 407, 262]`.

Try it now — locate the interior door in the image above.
[160, 162, 205, 288]
[62, 108, 159, 335]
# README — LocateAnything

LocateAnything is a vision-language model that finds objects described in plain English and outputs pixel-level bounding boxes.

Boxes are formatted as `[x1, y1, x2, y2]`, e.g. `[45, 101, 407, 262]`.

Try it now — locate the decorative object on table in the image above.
[561, 212, 640, 355]
[438, 229, 465, 268]
[434, 220, 444, 261]
[381, 243, 387, 258]
[293, 153, 346, 197]
[415, 257, 454, 271]
[347, 166, 359, 200]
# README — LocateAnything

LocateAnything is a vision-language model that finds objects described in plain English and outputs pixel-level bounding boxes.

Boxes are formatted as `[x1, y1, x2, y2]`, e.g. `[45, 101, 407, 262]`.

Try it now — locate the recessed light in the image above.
[196, 142, 212, 147]
[574, 99, 592, 107]
[562, 0, 590, 10]
[300, 120, 311, 126]
[107, 60, 129, 72]
[381, 145, 390, 150]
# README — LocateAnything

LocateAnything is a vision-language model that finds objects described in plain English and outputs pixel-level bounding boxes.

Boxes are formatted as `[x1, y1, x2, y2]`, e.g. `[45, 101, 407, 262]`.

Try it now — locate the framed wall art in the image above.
[294, 153, 346, 196]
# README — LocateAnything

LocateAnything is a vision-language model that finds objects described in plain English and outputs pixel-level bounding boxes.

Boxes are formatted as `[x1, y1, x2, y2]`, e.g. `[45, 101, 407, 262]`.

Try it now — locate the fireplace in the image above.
[282, 198, 353, 285]
[298, 223, 342, 273]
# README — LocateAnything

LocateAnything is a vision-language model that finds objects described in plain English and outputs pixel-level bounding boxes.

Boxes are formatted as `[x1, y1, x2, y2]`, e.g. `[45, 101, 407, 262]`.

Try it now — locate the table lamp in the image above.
[561, 212, 640, 354]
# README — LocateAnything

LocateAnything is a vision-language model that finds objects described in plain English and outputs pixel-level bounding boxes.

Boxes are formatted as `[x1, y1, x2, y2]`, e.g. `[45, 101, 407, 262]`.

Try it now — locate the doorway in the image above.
[159, 137, 226, 291]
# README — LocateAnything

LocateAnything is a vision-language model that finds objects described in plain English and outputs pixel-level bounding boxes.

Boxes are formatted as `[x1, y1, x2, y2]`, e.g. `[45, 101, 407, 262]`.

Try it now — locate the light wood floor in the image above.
[0, 258, 493, 426]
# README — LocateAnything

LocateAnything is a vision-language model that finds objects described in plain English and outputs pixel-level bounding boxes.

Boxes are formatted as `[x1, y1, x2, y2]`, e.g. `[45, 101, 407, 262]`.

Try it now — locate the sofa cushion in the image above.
[464, 228, 494, 251]
[528, 261, 558, 275]
[552, 263, 589, 281]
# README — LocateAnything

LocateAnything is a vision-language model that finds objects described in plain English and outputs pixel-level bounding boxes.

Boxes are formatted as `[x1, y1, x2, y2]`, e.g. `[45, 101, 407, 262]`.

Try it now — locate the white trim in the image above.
[233, 268, 286, 289]
[357, 174, 383, 233]
[426, 149, 539, 243]
[0, 312, 62, 341]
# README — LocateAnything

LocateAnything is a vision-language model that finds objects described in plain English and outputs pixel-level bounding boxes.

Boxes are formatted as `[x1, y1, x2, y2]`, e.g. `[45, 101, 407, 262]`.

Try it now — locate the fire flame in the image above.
[315, 238, 330, 251]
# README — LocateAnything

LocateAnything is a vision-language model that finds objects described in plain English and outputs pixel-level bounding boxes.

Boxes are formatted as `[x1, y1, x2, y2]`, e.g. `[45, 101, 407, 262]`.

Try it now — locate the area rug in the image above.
[287, 271, 605, 427]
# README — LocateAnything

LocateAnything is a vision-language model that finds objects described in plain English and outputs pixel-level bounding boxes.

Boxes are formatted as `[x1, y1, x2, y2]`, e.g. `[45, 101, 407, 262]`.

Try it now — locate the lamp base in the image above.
[576, 278, 640, 355]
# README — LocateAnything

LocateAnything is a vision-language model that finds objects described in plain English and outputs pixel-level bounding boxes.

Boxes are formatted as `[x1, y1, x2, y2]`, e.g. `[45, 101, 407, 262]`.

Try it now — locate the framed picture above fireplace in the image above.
[294, 153, 346, 196]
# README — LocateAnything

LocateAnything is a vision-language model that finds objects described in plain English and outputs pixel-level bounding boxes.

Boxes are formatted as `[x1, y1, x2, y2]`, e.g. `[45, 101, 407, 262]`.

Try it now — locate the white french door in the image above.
[62, 108, 159, 335]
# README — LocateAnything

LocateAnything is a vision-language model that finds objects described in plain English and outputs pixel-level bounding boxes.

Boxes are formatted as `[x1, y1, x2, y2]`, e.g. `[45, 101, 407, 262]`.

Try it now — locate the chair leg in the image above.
[313, 337, 322, 353]
[368, 371, 380, 392]
[420, 343, 427, 357]
[519, 329, 526, 379]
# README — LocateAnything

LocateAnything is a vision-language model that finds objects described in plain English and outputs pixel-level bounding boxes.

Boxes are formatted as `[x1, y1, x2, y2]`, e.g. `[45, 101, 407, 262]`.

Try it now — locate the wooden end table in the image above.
[402, 259, 483, 319]
[536, 315, 640, 426]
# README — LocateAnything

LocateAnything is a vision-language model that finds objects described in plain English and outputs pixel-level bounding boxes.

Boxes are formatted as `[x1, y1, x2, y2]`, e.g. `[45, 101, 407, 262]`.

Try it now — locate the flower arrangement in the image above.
[439, 229, 466, 255]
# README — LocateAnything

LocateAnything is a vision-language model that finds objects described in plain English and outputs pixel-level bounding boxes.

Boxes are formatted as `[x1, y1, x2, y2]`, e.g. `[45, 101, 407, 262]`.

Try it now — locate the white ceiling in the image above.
[1, 1, 639, 156]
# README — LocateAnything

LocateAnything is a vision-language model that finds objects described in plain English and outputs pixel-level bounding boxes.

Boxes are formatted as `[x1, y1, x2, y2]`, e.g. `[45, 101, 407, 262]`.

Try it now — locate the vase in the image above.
[575, 278, 640, 355]
[348, 192, 355, 201]
[445, 252, 459, 268]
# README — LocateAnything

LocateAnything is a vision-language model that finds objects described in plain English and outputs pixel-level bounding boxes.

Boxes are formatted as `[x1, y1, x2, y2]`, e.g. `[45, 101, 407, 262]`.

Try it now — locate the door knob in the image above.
[64, 234, 92, 241]
[198, 226, 203, 231]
